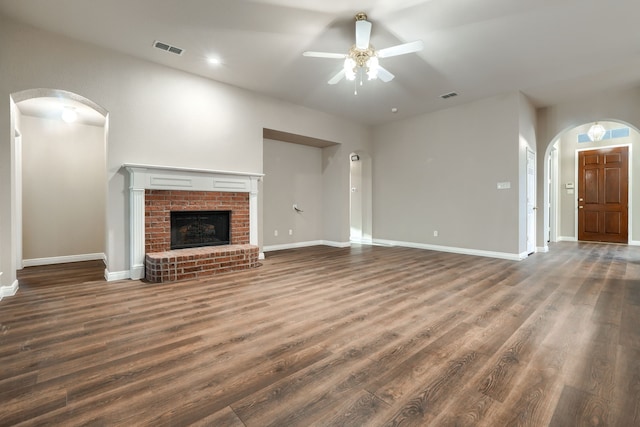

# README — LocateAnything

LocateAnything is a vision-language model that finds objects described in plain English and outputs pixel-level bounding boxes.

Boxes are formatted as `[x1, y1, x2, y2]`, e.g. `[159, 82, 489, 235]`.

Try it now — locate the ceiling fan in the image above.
[303, 12, 424, 85]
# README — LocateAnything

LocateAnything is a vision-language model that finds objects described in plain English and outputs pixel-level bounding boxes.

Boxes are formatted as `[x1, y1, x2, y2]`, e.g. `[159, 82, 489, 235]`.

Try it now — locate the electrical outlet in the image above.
[289, 229, 293, 235]
[433, 230, 439, 237]
[274, 230, 278, 237]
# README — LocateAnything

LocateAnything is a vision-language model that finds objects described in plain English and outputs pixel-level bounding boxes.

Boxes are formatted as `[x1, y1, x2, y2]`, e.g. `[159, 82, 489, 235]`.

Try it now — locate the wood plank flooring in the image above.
[1, 242, 640, 426]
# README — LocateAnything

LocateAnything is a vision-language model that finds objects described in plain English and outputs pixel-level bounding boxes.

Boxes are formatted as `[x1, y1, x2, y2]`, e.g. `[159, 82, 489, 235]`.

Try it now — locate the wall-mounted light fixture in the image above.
[351, 154, 360, 161]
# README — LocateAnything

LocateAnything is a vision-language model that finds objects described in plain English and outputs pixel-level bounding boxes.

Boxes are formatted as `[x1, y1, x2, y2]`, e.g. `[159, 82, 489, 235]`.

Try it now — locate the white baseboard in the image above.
[105, 269, 130, 281]
[259, 252, 265, 260]
[373, 239, 524, 261]
[23, 253, 106, 267]
[350, 238, 373, 245]
[0, 279, 19, 301]
[263, 240, 351, 252]
[630, 240, 640, 246]
[263, 240, 325, 252]
[322, 240, 351, 248]
[537, 246, 549, 253]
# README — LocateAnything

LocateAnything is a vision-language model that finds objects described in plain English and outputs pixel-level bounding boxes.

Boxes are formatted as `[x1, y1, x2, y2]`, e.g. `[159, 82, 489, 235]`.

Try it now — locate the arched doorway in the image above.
[543, 120, 638, 248]
[11, 89, 109, 278]
[349, 151, 372, 243]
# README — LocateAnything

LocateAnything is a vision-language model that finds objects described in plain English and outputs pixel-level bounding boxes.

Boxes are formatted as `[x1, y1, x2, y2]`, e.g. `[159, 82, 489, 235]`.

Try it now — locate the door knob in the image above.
[579, 206, 584, 209]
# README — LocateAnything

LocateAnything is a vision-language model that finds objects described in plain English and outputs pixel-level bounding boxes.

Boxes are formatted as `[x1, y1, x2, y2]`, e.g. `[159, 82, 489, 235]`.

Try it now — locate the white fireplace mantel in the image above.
[124, 163, 264, 280]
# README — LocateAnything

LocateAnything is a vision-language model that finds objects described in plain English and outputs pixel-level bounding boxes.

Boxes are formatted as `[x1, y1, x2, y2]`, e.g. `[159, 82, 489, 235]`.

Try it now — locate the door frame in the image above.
[574, 143, 632, 242]
[526, 148, 536, 254]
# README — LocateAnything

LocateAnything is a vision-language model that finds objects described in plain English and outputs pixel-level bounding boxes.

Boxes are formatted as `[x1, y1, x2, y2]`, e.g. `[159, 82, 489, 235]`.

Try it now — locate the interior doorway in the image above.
[543, 120, 636, 250]
[11, 89, 108, 278]
[349, 151, 372, 243]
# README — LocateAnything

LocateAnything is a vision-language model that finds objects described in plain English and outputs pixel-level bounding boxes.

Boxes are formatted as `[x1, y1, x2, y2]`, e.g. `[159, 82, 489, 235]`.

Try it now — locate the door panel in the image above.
[578, 146, 628, 243]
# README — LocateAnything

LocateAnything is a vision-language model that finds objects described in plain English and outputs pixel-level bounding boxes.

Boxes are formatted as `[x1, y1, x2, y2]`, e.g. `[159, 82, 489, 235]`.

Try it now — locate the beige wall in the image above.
[372, 92, 523, 256]
[262, 139, 323, 247]
[20, 115, 106, 260]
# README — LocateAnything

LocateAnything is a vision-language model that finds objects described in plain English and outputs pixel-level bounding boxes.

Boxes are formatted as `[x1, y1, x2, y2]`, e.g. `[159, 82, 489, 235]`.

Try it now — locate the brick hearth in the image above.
[145, 244, 259, 283]
[144, 189, 258, 282]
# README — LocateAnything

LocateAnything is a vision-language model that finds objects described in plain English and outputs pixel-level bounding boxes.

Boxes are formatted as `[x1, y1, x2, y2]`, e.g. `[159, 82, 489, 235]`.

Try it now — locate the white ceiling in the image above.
[2, 0, 640, 126]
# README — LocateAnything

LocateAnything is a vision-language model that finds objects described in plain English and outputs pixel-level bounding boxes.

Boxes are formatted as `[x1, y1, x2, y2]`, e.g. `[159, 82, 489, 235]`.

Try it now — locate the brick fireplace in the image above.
[144, 190, 249, 253]
[125, 164, 263, 282]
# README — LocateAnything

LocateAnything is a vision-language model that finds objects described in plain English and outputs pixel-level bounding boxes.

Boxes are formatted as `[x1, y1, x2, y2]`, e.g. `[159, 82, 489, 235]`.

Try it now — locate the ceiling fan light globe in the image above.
[344, 57, 357, 80]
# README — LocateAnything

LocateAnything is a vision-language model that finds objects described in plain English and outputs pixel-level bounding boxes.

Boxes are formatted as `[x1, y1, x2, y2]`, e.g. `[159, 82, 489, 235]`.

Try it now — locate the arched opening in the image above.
[349, 151, 372, 244]
[543, 119, 639, 248]
[10, 89, 109, 282]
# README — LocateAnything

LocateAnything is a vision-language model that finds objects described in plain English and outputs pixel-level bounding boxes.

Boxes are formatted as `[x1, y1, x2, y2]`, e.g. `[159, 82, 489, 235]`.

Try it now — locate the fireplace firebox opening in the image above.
[170, 210, 231, 250]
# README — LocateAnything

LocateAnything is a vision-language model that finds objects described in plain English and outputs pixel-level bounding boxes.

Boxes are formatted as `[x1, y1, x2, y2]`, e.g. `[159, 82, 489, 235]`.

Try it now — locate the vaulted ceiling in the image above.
[2, 0, 640, 125]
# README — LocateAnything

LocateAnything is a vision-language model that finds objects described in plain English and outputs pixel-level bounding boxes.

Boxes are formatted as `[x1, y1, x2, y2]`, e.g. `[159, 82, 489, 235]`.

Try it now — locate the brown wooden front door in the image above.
[578, 146, 628, 243]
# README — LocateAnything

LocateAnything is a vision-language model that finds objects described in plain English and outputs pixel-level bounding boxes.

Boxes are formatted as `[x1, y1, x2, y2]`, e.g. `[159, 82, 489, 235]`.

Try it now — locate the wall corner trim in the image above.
[105, 270, 131, 282]
[0, 279, 19, 301]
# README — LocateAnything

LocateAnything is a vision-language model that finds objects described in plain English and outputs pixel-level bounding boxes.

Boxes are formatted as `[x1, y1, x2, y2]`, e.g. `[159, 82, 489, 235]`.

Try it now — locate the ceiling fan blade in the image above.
[377, 66, 395, 82]
[303, 51, 346, 59]
[328, 69, 346, 85]
[377, 40, 424, 58]
[355, 19, 372, 49]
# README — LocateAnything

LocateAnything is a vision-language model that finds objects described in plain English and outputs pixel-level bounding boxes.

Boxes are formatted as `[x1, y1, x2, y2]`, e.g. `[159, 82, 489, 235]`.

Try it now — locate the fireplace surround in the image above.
[125, 164, 263, 280]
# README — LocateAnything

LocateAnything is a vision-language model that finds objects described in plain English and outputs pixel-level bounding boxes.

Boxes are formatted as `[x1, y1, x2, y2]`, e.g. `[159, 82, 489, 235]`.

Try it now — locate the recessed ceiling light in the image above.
[207, 57, 221, 65]
[391, 107, 398, 113]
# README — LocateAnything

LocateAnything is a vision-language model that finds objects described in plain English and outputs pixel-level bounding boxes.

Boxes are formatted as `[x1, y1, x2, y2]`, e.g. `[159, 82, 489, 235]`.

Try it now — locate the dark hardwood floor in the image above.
[1, 243, 640, 426]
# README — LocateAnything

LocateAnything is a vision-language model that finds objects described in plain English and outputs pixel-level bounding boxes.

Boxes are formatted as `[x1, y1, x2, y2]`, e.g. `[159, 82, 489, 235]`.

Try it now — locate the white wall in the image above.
[262, 139, 323, 248]
[0, 16, 370, 285]
[20, 115, 106, 261]
[372, 93, 522, 256]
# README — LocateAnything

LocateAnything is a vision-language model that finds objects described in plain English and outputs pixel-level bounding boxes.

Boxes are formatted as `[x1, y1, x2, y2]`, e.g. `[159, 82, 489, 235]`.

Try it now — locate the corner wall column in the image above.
[127, 167, 146, 280]
[249, 176, 259, 247]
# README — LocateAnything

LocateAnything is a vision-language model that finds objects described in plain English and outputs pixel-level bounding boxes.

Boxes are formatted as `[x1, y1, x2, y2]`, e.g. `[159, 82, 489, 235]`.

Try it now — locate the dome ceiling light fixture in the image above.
[587, 122, 607, 142]
[303, 12, 424, 92]
[61, 106, 78, 123]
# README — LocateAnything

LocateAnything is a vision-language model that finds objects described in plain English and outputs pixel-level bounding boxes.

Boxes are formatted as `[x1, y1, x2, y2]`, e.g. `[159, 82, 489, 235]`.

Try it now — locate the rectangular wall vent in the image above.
[440, 92, 458, 99]
[153, 40, 184, 56]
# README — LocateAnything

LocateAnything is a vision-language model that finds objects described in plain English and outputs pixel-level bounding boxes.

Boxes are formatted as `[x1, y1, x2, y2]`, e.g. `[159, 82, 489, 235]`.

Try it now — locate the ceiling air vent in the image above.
[153, 40, 184, 56]
[440, 92, 458, 99]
